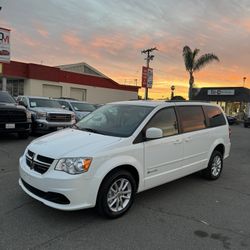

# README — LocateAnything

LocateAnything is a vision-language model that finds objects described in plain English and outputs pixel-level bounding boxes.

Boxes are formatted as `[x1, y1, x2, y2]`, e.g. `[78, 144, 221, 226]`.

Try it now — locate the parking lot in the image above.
[0, 125, 250, 250]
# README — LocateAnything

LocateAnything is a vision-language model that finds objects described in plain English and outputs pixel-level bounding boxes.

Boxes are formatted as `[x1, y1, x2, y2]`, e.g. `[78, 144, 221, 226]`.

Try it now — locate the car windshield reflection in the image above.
[76, 104, 153, 137]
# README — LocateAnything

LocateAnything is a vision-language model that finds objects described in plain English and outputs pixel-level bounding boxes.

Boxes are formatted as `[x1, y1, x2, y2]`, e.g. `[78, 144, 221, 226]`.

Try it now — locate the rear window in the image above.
[177, 106, 206, 133]
[203, 105, 226, 127]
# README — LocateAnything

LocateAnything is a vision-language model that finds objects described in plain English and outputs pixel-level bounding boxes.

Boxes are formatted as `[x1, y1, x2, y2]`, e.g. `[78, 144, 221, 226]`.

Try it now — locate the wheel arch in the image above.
[98, 164, 140, 191]
[213, 143, 225, 157]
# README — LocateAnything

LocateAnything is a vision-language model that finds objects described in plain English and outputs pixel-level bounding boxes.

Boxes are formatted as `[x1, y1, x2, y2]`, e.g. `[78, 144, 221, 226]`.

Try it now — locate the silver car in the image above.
[55, 99, 96, 122]
[17, 96, 76, 134]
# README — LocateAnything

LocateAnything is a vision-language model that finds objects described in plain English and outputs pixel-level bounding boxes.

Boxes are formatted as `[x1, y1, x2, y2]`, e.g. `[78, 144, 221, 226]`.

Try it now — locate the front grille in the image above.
[0, 109, 26, 122]
[21, 179, 70, 204]
[26, 150, 54, 174]
[46, 113, 71, 122]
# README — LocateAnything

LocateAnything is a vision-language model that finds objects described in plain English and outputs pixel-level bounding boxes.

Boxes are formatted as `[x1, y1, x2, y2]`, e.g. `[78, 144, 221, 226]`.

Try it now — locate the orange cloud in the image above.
[63, 33, 82, 47]
[37, 28, 49, 38]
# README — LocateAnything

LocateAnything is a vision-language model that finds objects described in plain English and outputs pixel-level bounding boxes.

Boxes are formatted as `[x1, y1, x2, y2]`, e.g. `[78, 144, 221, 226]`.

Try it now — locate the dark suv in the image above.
[0, 91, 31, 138]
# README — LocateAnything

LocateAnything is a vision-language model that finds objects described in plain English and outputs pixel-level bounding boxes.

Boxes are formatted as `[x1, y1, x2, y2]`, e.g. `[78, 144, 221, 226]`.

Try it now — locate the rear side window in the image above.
[177, 106, 206, 133]
[203, 105, 226, 127]
[146, 107, 178, 137]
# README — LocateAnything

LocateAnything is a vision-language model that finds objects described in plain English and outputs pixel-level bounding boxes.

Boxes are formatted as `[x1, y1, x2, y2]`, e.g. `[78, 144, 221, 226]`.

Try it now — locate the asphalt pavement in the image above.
[0, 125, 250, 250]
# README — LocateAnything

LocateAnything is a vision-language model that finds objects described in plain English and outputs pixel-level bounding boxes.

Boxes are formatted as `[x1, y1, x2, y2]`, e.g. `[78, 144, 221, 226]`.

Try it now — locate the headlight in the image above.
[26, 110, 32, 119]
[36, 112, 47, 119]
[55, 157, 92, 174]
[71, 113, 76, 121]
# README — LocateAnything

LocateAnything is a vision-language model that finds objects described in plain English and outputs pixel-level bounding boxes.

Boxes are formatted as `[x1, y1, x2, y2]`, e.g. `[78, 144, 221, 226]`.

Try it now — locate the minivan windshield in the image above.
[76, 104, 153, 137]
[29, 98, 62, 108]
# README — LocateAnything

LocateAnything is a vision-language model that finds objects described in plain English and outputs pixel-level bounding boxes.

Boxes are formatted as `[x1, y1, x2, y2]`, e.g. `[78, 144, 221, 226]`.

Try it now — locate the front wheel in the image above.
[202, 150, 223, 180]
[96, 170, 137, 218]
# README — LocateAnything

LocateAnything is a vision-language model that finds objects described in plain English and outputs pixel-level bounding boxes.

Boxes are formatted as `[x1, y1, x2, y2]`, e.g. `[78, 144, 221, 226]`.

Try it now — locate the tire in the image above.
[18, 132, 29, 139]
[202, 150, 223, 180]
[96, 170, 137, 218]
[244, 123, 248, 128]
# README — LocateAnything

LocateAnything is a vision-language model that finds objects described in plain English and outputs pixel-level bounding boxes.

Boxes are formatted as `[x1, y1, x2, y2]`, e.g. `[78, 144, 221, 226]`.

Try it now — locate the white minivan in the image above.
[19, 101, 231, 218]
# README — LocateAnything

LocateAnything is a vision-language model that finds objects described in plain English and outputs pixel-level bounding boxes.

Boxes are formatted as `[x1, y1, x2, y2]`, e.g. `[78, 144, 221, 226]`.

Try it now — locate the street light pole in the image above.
[171, 85, 175, 100]
[243, 77, 247, 87]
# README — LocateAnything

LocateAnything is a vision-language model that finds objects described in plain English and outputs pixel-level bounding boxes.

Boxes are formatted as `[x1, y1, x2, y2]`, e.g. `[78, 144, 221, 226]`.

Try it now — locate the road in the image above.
[0, 125, 250, 250]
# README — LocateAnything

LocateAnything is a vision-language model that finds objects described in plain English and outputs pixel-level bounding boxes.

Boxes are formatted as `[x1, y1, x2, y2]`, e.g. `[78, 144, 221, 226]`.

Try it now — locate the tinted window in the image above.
[146, 108, 178, 137]
[203, 105, 226, 127]
[178, 106, 206, 133]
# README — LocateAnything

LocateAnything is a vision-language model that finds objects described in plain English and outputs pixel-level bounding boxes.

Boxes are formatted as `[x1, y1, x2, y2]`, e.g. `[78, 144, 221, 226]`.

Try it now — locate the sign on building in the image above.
[141, 66, 153, 88]
[0, 27, 10, 63]
[207, 89, 235, 96]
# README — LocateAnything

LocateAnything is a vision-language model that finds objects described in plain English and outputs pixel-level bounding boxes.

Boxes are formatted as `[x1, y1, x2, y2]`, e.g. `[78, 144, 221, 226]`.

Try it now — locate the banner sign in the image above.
[141, 66, 153, 88]
[0, 27, 11, 63]
[207, 89, 235, 96]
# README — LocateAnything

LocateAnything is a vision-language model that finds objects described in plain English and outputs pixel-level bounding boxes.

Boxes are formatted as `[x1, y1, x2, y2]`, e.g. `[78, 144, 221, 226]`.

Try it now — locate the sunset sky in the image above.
[1, 0, 250, 99]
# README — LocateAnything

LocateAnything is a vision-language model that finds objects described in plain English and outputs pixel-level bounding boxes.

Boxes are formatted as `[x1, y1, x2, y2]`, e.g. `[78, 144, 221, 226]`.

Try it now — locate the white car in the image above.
[19, 101, 231, 218]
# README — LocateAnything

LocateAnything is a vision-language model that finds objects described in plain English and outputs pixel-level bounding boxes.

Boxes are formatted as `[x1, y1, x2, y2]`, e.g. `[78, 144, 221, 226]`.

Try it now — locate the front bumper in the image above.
[0, 122, 31, 133]
[33, 119, 75, 132]
[19, 155, 100, 211]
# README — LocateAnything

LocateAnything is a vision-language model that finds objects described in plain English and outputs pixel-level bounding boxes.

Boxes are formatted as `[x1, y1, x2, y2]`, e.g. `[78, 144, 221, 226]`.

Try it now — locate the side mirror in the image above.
[19, 101, 27, 108]
[146, 127, 163, 139]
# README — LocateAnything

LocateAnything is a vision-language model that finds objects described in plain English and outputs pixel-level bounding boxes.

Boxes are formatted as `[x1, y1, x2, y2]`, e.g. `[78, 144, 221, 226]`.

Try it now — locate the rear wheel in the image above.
[96, 170, 137, 218]
[202, 150, 223, 180]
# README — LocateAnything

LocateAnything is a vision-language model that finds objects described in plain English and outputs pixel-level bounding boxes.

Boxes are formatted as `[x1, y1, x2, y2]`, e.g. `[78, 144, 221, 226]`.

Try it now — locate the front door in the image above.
[143, 107, 184, 190]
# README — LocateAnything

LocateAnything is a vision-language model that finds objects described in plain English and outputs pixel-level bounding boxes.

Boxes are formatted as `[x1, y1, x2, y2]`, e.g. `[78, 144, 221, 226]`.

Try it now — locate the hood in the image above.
[0, 102, 26, 110]
[28, 128, 122, 159]
[30, 107, 73, 114]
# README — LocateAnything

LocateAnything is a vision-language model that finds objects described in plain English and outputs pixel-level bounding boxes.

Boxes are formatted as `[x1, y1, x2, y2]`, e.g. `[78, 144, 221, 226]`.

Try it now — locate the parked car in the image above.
[17, 96, 75, 134]
[19, 101, 231, 218]
[0, 91, 31, 138]
[54, 99, 96, 122]
[226, 115, 238, 125]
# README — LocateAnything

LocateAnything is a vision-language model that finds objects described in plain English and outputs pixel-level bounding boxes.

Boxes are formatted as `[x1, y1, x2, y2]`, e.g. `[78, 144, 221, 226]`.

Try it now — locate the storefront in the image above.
[0, 61, 139, 103]
[192, 87, 250, 119]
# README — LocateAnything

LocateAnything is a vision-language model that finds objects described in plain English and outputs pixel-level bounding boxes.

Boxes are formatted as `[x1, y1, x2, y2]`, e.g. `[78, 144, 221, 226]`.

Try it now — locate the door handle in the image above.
[174, 139, 182, 144]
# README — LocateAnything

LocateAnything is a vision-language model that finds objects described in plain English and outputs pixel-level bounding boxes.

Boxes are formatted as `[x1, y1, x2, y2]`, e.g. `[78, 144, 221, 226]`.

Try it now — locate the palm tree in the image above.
[183, 46, 219, 100]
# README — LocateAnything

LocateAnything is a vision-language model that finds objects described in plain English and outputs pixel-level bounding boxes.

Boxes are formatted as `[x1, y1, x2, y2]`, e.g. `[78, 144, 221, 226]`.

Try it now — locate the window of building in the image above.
[203, 105, 226, 127]
[6, 79, 24, 97]
[145, 108, 178, 137]
[177, 106, 206, 133]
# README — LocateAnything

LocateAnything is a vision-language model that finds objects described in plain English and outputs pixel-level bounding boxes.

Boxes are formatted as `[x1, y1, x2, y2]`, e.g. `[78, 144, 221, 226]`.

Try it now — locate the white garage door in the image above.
[70, 88, 86, 101]
[43, 84, 62, 98]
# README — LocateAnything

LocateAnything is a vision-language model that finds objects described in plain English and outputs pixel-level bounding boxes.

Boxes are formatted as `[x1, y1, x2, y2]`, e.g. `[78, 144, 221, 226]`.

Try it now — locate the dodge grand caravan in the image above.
[19, 101, 231, 218]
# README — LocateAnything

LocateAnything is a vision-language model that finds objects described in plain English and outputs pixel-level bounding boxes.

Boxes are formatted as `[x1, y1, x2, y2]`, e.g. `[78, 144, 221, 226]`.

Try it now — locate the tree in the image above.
[183, 46, 219, 100]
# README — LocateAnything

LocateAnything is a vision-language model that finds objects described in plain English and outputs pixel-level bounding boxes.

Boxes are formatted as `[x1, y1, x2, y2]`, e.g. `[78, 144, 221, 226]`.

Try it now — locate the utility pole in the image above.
[141, 47, 157, 100]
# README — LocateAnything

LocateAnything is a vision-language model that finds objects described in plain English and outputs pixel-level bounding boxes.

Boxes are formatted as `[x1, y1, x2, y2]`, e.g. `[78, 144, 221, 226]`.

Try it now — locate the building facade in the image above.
[193, 87, 250, 118]
[0, 61, 139, 104]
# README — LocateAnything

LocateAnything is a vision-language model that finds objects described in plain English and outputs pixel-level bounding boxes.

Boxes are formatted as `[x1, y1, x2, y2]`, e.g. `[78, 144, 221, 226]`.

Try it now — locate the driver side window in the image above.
[146, 107, 178, 137]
